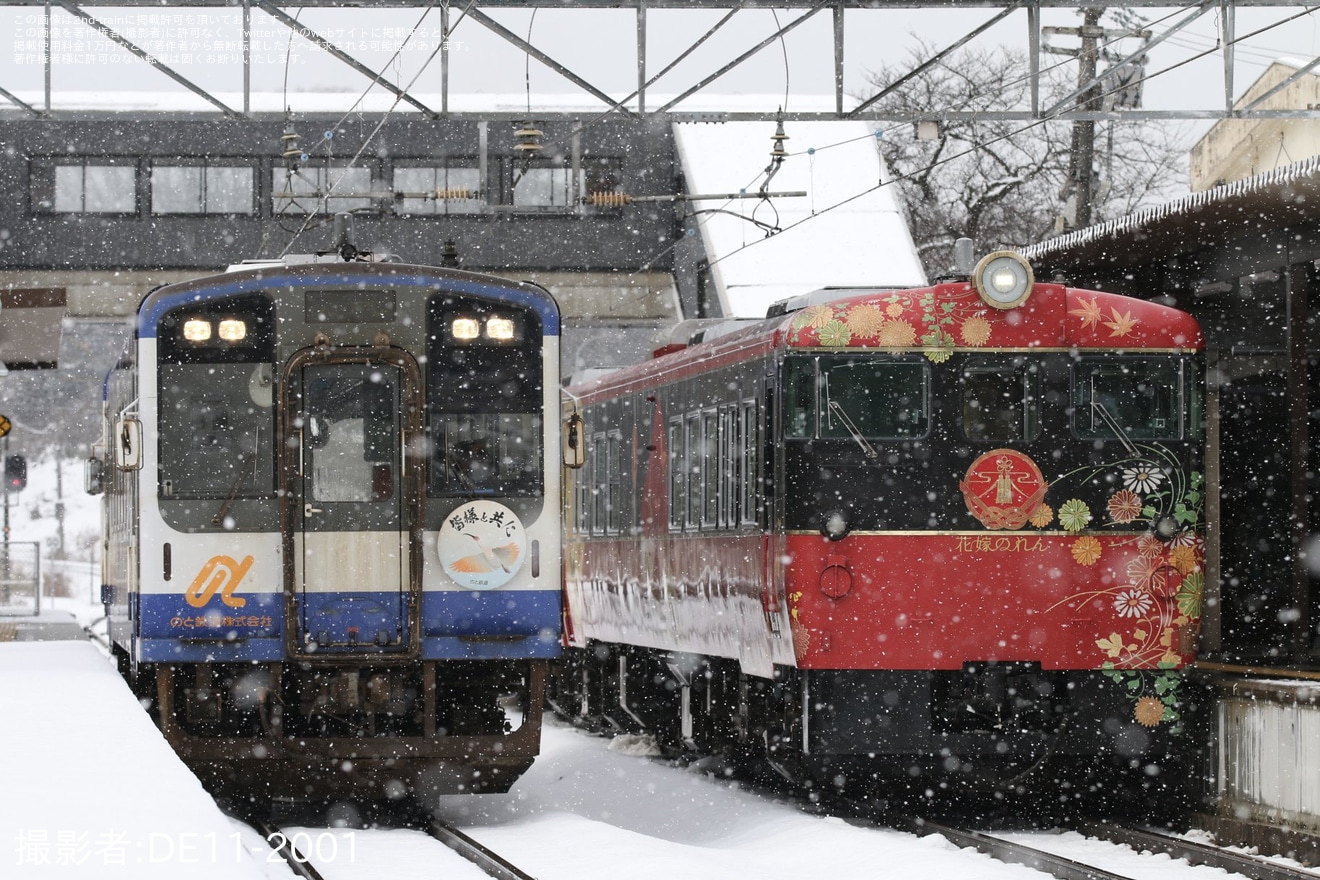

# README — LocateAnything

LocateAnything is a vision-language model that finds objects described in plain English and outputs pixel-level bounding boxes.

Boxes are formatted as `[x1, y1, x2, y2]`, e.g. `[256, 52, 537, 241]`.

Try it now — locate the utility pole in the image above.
[1070, 7, 1103, 229]
[1045, 7, 1104, 230]
[1045, 9, 1152, 231]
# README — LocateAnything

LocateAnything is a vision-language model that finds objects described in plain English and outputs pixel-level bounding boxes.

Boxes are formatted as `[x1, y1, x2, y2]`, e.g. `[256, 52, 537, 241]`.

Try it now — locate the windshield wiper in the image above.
[826, 400, 879, 461]
[1090, 399, 1138, 456]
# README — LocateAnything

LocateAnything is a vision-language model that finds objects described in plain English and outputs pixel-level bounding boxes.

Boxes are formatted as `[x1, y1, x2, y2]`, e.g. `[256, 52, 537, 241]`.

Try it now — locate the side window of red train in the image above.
[961, 360, 1042, 443]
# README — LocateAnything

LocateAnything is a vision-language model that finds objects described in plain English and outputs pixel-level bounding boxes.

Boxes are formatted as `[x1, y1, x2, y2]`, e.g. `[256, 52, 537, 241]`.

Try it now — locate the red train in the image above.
[553, 251, 1206, 811]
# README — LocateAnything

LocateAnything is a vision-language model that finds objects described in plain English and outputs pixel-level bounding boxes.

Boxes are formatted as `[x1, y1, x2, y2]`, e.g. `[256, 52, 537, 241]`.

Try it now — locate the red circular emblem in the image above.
[959, 449, 1047, 530]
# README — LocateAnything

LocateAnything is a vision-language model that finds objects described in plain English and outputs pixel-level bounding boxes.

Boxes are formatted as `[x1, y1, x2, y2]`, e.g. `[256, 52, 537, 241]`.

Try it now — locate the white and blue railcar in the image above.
[91, 249, 563, 802]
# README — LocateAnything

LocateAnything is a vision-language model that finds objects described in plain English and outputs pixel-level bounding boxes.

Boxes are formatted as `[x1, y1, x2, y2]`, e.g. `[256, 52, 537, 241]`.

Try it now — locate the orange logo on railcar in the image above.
[185, 555, 253, 608]
[959, 449, 1047, 530]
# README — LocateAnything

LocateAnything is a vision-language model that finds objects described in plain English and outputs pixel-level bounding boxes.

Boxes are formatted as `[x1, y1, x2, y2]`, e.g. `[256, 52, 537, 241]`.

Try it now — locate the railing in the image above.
[0, 541, 41, 615]
[1215, 675, 1320, 831]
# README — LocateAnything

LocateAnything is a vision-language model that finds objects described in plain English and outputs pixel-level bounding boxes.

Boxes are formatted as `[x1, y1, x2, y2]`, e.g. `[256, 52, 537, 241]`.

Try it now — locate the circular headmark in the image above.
[436, 500, 528, 590]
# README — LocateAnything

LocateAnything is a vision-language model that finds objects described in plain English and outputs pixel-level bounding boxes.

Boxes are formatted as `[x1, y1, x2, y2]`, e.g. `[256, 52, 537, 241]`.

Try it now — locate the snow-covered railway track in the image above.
[897, 819, 1306, 880]
[1074, 821, 1320, 880]
[429, 819, 539, 880]
[902, 821, 1133, 880]
[257, 823, 329, 880]
[258, 821, 538, 880]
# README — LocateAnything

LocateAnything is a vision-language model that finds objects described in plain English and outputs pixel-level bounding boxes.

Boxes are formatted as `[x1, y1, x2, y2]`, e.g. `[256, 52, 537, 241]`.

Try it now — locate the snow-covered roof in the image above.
[1022, 154, 1320, 268]
[674, 120, 925, 318]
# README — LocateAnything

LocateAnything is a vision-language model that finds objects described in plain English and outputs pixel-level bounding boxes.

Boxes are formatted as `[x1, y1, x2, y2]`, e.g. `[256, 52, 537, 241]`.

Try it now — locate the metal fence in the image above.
[0, 541, 41, 615]
[1215, 678, 1320, 832]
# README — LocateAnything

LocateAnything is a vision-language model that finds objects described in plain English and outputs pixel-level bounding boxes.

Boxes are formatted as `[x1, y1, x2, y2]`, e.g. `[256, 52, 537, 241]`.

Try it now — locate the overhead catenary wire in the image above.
[278, 4, 453, 257]
[683, 5, 1320, 276]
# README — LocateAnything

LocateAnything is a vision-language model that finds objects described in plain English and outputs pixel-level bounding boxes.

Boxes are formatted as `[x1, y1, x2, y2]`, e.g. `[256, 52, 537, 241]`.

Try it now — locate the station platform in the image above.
[0, 609, 90, 642]
[0, 639, 271, 877]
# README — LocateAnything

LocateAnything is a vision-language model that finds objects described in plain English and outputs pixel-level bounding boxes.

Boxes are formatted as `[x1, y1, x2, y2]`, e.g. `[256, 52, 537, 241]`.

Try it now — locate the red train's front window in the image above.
[1072, 356, 1203, 442]
[783, 354, 930, 441]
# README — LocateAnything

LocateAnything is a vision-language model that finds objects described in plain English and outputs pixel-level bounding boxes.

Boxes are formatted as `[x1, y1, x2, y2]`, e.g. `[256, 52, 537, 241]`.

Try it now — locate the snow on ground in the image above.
[0, 641, 272, 878]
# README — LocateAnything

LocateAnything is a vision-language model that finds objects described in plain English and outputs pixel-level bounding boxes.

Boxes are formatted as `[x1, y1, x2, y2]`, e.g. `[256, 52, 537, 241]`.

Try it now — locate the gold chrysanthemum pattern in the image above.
[785, 289, 995, 360]
[959, 315, 992, 347]
[846, 304, 887, 338]
[877, 320, 918, 347]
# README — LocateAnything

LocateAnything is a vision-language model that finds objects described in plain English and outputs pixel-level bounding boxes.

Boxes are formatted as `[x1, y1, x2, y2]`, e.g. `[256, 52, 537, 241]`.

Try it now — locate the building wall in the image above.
[1190, 62, 1320, 191]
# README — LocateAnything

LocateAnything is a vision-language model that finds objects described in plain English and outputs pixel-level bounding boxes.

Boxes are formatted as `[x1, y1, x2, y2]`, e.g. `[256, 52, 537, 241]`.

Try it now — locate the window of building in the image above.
[32, 161, 137, 213]
[513, 166, 575, 209]
[152, 164, 254, 215]
[395, 166, 483, 215]
[273, 165, 373, 215]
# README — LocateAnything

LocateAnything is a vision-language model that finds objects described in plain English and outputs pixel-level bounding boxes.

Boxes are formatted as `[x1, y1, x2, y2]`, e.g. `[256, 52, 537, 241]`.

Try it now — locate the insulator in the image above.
[280, 119, 303, 168]
[587, 191, 632, 207]
[432, 188, 475, 201]
[514, 125, 544, 154]
[769, 116, 790, 160]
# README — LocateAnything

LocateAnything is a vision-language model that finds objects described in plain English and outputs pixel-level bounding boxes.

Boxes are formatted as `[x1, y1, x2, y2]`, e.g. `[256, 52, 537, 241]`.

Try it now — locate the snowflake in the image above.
[1058, 499, 1092, 533]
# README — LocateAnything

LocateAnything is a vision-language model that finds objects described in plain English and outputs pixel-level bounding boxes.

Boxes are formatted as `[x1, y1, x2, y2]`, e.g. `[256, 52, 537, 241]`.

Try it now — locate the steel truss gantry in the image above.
[1, 1, 1318, 123]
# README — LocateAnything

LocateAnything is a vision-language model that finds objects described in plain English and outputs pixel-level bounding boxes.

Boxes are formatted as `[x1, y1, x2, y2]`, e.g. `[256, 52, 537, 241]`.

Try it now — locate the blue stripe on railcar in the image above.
[139, 593, 283, 662]
[137, 269, 561, 338]
[422, 591, 561, 660]
[137, 591, 561, 661]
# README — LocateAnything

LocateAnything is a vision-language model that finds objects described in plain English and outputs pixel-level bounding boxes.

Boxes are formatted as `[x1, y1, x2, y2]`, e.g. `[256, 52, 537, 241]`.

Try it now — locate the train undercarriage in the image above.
[546, 641, 1203, 820]
[114, 646, 545, 803]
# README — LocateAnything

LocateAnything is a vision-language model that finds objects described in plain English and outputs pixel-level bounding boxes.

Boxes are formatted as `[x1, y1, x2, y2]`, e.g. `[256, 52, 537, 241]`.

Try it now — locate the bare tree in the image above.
[864, 39, 1188, 279]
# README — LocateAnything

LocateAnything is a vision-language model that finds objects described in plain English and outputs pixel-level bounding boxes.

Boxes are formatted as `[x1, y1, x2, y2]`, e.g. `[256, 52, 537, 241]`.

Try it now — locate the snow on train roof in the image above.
[674, 120, 926, 319]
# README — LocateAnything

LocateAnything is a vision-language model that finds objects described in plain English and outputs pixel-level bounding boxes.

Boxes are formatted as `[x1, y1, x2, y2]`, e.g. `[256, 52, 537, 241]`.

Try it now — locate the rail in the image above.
[900, 820, 1131, 880]
[1076, 821, 1320, 880]
[429, 820, 538, 880]
[255, 823, 328, 880]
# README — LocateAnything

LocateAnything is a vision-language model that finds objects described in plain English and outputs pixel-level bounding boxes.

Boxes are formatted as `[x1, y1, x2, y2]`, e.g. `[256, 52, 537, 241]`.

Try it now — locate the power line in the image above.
[700, 8, 1318, 274]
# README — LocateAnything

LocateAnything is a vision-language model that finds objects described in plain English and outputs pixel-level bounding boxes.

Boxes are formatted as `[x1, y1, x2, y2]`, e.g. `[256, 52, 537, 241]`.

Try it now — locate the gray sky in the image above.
[3, 4, 1316, 124]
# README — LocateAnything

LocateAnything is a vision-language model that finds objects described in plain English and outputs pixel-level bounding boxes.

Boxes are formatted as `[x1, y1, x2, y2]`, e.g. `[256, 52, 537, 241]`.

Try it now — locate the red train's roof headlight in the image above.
[972, 250, 1034, 310]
